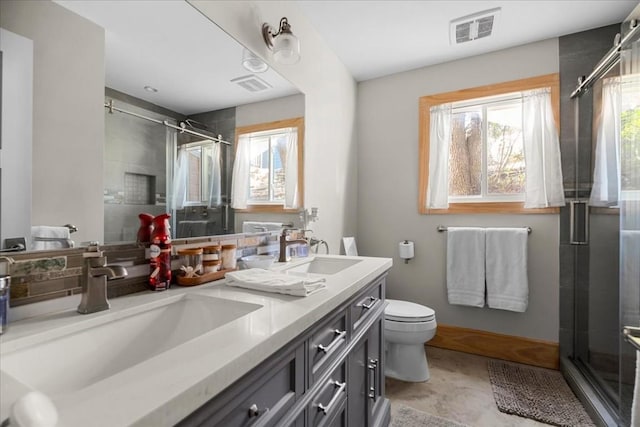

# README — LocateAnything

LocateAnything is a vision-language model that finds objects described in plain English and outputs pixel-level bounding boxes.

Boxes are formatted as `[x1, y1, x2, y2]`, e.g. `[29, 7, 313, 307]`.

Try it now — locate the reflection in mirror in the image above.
[0, 0, 303, 251]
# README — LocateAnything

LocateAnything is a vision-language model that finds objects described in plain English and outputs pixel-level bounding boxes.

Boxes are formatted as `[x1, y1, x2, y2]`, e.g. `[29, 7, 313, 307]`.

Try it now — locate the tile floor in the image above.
[385, 346, 555, 426]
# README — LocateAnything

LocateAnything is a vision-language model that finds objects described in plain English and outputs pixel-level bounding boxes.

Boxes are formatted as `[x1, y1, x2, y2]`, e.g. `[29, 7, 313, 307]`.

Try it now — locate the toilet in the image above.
[384, 299, 437, 382]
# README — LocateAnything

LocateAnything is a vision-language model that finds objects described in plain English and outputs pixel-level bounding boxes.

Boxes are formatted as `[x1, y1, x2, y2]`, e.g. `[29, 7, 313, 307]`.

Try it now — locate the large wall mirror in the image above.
[0, 0, 304, 252]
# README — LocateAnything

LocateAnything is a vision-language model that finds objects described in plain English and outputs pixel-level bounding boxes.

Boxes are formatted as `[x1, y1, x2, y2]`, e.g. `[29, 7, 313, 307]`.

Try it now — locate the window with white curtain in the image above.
[419, 74, 564, 214]
[232, 117, 304, 211]
[171, 139, 221, 209]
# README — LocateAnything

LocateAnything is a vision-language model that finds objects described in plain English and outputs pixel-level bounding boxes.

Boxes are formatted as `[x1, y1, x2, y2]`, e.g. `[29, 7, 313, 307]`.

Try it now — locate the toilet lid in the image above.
[385, 299, 435, 322]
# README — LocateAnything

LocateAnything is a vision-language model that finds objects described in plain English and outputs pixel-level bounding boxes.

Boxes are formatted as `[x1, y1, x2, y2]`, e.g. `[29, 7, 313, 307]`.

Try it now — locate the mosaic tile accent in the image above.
[11, 257, 67, 276]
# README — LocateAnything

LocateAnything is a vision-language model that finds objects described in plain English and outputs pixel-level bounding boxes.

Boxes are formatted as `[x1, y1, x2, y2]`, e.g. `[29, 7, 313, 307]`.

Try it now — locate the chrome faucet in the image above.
[78, 243, 128, 314]
[278, 229, 308, 263]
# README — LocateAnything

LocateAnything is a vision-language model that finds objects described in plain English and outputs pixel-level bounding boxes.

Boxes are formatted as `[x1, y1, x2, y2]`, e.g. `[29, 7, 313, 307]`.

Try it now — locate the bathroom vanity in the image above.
[0, 255, 391, 427]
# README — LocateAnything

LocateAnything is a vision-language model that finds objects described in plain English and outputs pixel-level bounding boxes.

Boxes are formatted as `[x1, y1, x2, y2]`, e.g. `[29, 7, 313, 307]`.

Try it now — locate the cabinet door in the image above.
[347, 317, 384, 427]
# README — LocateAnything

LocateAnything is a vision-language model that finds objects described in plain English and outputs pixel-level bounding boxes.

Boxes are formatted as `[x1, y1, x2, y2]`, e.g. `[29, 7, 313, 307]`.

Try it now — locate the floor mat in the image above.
[487, 360, 595, 426]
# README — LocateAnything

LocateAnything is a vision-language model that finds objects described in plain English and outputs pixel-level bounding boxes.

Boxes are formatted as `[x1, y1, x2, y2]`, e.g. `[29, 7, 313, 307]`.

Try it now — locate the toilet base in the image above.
[385, 342, 430, 382]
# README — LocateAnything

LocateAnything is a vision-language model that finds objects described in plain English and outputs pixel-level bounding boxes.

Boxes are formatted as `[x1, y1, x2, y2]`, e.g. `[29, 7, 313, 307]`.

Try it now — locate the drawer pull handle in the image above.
[317, 329, 346, 354]
[368, 359, 379, 400]
[247, 403, 269, 419]
[317, 381, 347, 415]
[361, 296, 379, 310]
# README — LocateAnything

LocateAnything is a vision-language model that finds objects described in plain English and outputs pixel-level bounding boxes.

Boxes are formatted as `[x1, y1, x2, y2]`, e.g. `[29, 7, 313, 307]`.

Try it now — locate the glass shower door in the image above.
[618, 23, 640, 427]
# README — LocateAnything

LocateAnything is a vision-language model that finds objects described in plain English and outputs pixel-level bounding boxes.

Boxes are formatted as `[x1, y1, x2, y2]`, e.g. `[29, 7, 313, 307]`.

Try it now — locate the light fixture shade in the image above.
[272, 33, 300, 65]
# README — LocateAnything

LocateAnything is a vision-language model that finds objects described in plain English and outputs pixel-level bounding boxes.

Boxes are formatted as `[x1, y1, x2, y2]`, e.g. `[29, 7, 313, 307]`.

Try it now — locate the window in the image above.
[419, 74, 562, 214]
[232, 117, 304, 212]
[171, 140, 221, 209]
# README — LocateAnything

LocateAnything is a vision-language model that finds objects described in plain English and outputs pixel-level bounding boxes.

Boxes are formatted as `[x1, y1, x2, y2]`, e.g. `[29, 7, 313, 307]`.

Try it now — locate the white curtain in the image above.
[284, 128, 299, 209]
[170, 148, 188, 210]
[426, 104, 452, 209]
[231, 135, 251, 209]
[590, 78, 621, 207]
[207, 141, 222, 207]
[522, 88, 565, 208]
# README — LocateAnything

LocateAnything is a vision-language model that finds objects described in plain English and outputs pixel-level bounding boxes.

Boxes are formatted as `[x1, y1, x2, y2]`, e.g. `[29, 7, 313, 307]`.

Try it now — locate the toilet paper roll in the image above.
[399, 241, 414, 260]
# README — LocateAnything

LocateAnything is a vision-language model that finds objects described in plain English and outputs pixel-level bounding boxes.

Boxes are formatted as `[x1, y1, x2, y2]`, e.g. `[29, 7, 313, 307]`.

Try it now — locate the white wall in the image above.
[236, 93, 304, 127]
[0, 29, 32, 249]
[357, 39, 561, 342]
[0, 0, 105, 246]
[190, 1, 358, 255]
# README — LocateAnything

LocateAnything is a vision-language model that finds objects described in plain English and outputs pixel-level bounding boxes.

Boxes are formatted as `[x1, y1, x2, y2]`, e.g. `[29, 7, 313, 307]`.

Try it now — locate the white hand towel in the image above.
[486, 228, 528, 312]
[446, 227, 486, 307]
[225, 268, 326, 297]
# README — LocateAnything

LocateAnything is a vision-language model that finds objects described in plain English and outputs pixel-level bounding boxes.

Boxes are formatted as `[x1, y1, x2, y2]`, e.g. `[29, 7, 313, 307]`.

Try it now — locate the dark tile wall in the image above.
[558, 23, 620, 357]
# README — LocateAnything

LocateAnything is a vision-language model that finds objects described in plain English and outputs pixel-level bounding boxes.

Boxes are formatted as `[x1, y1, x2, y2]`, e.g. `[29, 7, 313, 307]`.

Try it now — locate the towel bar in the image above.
[437, 225, 532, 234]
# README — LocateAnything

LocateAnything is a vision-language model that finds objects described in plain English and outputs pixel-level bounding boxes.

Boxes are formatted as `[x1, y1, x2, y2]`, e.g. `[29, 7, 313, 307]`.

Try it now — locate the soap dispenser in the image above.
[148, 213, 172, 291]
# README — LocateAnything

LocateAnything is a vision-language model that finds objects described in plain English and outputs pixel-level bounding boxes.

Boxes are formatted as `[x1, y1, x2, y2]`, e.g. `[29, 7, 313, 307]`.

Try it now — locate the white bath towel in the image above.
[485, 228, 528, 312]
[31, 226, 73, 250]
[446, 227, 486, 307]
[225, 268, 326, 297]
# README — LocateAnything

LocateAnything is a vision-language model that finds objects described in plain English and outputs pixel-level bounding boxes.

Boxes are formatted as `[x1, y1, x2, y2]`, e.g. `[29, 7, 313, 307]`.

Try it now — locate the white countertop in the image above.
[0, 255, 392, 426]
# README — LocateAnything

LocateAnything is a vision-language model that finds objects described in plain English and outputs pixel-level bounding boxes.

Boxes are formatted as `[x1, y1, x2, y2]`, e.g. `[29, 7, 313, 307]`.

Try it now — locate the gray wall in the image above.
[0, 0, 105, 246]
[357, 39, 560, 342]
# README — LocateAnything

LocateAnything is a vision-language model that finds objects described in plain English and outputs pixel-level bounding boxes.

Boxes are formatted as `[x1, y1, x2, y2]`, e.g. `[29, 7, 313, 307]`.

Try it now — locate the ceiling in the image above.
[54, 0, 299, 115]
[298, 0, 638, 81]
[54, 1, 638, 115]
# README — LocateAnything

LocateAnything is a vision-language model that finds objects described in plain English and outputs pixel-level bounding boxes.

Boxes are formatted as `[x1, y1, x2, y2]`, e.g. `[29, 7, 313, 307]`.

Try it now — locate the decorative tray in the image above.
[176, 267, 238, 286]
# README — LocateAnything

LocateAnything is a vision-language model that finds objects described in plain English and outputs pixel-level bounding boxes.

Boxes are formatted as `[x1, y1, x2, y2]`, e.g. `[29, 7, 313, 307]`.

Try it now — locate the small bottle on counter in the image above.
[0, 275, 10, 334]
[221, 244, 237, 270]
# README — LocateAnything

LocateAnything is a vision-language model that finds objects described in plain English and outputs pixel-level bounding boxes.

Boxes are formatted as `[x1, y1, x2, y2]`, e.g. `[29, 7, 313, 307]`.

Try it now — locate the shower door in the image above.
[568, 18, 640, 425]
[618, 21, 640, 427]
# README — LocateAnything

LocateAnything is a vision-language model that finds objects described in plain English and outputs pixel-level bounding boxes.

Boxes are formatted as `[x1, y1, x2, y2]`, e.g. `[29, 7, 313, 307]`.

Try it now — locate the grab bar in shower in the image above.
[436, 225, 532, 234]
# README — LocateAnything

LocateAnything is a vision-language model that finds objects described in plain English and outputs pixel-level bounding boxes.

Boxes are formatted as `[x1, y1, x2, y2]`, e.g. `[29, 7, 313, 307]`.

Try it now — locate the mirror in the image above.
[0, 0, 304, 251]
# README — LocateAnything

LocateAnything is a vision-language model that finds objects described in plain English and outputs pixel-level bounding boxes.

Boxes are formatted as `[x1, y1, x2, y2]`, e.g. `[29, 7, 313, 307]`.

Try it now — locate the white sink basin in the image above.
[286, 257, 362, 275]
[1, 294, 261, 394]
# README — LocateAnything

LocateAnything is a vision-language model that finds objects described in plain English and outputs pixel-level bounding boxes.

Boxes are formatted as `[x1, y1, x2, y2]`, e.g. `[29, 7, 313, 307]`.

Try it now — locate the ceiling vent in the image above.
[450, 7, 500, 44]
[231, 75, 273, 92]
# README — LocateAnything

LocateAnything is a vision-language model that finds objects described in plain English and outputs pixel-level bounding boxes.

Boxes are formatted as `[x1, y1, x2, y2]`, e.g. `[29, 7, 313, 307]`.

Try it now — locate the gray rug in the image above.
[488, 360, 595, 427]
[391, 404, 470, 427]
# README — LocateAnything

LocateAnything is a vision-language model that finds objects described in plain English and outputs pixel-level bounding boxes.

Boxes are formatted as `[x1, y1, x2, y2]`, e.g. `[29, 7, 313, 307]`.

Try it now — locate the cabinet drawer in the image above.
[308, 360, 347, 427]
[179, 346, 303, 427]
[309, 309, 348, 384]
[350, 278, 384, 334]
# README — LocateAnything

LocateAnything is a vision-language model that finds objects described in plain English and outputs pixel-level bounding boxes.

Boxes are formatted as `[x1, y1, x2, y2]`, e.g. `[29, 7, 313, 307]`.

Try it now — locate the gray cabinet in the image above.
[178, 274, 390, 427]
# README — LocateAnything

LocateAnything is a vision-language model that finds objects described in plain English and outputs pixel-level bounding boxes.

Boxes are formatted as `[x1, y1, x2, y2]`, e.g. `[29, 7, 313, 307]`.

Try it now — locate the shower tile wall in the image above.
[558, 24, 620, 358]
[104, 88, 181, 242]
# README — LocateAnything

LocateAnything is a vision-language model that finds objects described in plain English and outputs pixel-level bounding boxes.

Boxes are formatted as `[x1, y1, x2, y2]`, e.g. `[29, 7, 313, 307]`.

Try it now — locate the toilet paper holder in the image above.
[399, 240, 414, 264]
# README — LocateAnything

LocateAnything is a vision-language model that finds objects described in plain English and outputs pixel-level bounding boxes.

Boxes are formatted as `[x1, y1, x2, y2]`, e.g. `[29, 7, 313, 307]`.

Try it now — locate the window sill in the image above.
[234, 205, 299, 214]
[422, 202, 560, 215]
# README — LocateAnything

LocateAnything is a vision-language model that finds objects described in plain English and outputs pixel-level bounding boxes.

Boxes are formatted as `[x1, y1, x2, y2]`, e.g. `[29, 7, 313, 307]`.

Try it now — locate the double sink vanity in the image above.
[0, 255, 392, 426]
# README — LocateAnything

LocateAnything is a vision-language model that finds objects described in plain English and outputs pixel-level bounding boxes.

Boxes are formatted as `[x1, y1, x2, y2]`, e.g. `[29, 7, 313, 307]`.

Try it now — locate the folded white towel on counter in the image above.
[485, 228, 529, 312]
[225, 268, 327, 297]
[446, 227, 486, 307]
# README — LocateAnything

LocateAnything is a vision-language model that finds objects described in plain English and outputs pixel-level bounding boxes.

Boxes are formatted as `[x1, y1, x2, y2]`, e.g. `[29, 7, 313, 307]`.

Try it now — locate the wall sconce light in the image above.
[262, 17, 300, 64]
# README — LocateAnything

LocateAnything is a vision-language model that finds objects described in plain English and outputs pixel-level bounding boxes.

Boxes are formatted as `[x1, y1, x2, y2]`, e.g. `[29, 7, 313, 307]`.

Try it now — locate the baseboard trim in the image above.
[427, 324, 560, 370]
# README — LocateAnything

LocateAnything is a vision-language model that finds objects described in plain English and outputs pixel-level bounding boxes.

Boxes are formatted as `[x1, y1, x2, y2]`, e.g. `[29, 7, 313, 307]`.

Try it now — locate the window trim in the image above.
[418, 73, 561, 215]
[234, 117, 304, 213]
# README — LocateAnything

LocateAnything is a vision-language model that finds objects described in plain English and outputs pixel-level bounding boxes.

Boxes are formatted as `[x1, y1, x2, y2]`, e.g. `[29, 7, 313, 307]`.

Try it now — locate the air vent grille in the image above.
[231, 75, 273, 92]
[450, 7, 500, 44]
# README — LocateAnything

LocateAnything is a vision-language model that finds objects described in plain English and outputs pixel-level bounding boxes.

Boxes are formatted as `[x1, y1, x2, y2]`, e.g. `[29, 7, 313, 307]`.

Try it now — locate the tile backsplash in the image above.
[4, 232, 280, 308]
